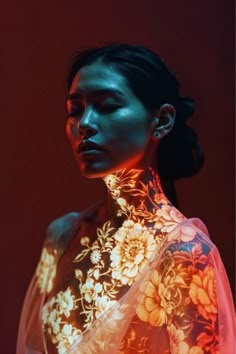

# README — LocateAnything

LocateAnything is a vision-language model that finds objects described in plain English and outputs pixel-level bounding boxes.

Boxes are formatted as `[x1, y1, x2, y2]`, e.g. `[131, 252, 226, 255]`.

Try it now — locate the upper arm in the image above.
[160, 236, 220, 353]
[120, 227, 234, 353]
[46, 211, 80, 244]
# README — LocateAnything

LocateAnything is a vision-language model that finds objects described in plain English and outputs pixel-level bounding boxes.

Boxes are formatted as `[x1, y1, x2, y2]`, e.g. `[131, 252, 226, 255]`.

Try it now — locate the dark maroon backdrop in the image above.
[0, 1, 234, 353]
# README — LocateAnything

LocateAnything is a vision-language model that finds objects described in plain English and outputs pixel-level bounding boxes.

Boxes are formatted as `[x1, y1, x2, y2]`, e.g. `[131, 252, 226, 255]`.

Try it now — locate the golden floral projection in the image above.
[32, 168, 223, 353]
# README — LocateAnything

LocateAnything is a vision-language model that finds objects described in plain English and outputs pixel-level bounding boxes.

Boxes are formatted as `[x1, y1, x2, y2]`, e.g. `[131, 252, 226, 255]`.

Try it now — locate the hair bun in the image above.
[176, 97, 195, 123]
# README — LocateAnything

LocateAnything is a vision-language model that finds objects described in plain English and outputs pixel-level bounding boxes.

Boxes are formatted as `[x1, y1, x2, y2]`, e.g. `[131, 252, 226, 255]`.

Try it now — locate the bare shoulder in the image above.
[46, 212, 80, 242]
[45, 199, 106, 245]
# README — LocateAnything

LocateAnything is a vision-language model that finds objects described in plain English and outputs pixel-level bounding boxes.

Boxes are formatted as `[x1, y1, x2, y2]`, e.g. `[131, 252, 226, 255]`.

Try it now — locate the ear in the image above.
[152, 104, 176, 140]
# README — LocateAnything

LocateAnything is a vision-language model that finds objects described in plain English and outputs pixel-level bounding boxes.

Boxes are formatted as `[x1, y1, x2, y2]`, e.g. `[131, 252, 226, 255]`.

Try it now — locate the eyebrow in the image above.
[67, 88, 126, 101]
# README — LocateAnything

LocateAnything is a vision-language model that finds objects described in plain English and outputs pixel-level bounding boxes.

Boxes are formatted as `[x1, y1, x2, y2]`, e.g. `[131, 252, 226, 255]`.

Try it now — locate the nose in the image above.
[77, 107, 97, 139]
[79, 124, 97, 139]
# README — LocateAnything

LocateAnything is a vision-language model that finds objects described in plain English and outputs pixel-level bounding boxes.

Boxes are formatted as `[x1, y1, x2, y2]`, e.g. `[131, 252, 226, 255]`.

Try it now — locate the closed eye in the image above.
[66, 100, 122, 119]
[95, 103, 121, 113]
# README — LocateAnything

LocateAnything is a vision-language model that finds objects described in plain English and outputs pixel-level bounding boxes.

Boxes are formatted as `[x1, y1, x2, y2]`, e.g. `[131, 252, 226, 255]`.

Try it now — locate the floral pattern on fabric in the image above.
[42, 287, 82, 353]
[189, 264, 218, 322]
[120, 237, 220, 354]
[110, 221, 157, 285]
[26, 168, 232, 353]
[36, 247, 57, 294]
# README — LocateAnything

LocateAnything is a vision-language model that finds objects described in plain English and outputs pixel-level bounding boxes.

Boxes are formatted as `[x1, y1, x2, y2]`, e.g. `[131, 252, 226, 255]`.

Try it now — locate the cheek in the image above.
[117, 108, 151, 139]
[110, 121, 151, 152]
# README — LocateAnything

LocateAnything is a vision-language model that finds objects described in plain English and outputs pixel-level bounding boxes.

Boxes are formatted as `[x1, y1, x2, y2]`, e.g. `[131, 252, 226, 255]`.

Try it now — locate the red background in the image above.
[0, 1, 234, 353]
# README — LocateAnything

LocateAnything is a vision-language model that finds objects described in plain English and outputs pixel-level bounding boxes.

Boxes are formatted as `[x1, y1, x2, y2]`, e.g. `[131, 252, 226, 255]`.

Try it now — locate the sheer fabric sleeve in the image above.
[161, 225, 235, 353]
[118, 218, 235, 353]
[16, 212, 80, 354]
[16, 238, 59, 353]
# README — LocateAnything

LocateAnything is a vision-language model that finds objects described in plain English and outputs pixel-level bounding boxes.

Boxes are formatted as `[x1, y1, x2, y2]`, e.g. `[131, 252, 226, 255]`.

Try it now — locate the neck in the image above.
[103, 166, 171, 224]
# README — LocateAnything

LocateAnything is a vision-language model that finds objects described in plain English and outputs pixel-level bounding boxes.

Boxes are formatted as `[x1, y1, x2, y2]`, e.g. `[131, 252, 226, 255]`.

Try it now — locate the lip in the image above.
[77, 140, 105, 155]
[79, 149, 105, 157]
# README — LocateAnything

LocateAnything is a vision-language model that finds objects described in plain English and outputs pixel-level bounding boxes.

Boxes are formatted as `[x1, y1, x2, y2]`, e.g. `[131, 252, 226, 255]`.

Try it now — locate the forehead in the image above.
[68, 62, 133, 98]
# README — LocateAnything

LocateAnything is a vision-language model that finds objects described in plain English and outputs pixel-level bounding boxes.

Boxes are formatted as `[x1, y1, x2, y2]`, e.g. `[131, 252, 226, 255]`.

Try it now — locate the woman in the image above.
[17, 44, 235, 354]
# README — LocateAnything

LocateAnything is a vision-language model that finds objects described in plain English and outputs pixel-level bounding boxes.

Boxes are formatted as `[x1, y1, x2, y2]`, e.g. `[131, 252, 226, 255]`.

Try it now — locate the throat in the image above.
[102, 167, 171, 224]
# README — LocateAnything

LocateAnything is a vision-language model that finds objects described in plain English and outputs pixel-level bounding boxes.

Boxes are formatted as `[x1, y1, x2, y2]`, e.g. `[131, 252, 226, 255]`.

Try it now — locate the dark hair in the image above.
[67, 44, 204, 206]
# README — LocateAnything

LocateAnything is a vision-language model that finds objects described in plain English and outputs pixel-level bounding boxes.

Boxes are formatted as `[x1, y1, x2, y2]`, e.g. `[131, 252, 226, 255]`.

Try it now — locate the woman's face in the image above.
[66, 62, 156, 178]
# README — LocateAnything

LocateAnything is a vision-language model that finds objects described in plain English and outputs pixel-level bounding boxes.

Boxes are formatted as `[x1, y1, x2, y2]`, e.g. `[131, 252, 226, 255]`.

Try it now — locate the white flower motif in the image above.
[110, 220, 157, 285]
[42, 297, 56, 326]
[56, 323, 82, 354]
[57, 287, 77, 317]
[80, 278, 103, 303]
[103, 174, 121, 198]
[90, 249, 101, 264]
[94, 295, 118, 319]
[167, 224, 196, 243]
[154, 205, 185, 233]
[47, 309, 62, 335]
[36, 247, 57, 294]
[155, 205, 196, 243]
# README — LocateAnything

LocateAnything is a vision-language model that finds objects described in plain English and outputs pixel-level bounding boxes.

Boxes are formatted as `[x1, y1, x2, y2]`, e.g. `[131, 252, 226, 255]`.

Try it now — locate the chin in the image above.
[78, 163, 132, 179]
[76, 154, 145, 179]
[77, 162, 113, 179]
